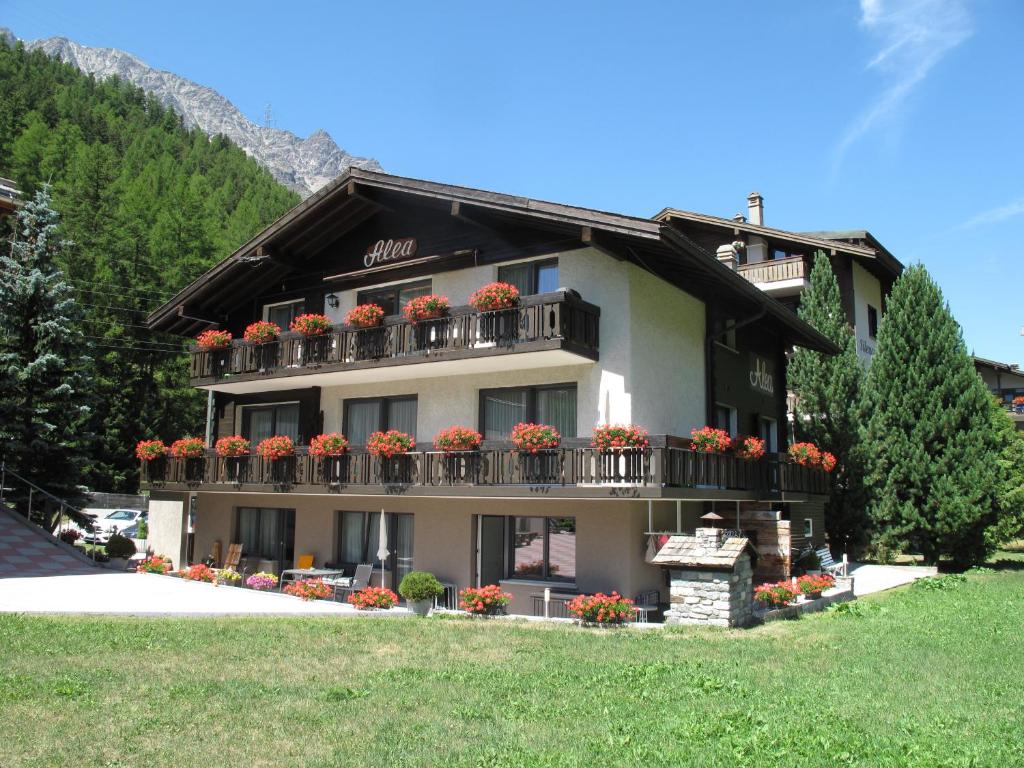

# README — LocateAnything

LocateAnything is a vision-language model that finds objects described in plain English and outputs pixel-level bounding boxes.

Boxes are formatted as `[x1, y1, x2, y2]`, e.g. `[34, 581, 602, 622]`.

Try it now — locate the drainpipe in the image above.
[204, 391, 215, 446]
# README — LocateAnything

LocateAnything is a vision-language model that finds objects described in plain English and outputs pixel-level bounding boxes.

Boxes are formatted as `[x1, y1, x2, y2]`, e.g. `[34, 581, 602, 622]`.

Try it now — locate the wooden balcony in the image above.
[141, 436, 831, 501]
[737, 256, 807, 294]
[190, 291, 599, 391]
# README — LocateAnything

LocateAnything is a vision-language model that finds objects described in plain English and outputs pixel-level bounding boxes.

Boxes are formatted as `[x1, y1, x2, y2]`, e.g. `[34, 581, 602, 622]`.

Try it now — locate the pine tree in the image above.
[863, 264, 1002, 567]
[788, 252, 869, 554]
[987, 398, 1024, 548]
[0, 186, 91, 522]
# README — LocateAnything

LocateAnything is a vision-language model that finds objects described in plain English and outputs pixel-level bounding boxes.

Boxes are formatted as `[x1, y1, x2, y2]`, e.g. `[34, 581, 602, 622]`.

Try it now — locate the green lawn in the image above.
[1, 568, 1022, 767]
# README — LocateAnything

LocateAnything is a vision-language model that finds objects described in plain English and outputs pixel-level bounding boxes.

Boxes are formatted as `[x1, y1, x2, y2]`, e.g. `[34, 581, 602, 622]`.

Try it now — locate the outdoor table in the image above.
[278, 567, 346, 590]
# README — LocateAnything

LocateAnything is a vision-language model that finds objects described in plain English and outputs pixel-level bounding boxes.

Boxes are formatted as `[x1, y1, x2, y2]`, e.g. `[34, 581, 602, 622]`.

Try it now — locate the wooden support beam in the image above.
[581, 225, 625, 261]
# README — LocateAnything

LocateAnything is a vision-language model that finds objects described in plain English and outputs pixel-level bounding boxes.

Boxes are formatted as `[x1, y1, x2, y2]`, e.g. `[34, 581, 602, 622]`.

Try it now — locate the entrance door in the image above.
[477, 515, 505, 587]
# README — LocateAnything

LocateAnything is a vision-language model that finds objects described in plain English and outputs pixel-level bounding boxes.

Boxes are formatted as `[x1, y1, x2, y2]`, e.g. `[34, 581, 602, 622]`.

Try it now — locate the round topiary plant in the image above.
[399, 571, 444, 602]
[106, 533, 137, 559]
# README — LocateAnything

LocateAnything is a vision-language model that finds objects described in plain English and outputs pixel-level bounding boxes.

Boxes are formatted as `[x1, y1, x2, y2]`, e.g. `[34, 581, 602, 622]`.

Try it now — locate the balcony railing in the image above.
[141, 437, 830, 497]
[190, 291, 599, 385]
[737, 256, 806, 285]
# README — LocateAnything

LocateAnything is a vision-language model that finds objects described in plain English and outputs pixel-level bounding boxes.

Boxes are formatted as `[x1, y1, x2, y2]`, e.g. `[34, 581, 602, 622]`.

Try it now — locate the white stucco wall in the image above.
[851, 261, 883, 364]
[147, 498, 188, 569]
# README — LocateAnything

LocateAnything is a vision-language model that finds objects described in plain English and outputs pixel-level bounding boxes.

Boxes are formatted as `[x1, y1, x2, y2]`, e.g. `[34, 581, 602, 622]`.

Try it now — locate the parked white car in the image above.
[80, 508, 147, 543]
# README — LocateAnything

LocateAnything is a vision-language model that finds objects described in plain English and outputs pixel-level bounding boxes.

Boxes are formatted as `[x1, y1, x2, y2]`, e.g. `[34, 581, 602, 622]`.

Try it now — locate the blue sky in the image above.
[5, 0, 1023, 362]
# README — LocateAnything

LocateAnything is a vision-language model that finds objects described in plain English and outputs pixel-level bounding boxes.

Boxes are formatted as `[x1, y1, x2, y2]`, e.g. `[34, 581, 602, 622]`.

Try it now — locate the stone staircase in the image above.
[0, 503, 100, 579]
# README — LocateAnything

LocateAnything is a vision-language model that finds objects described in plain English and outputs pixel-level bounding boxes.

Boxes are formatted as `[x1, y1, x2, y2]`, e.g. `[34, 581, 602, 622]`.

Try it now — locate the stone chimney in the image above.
[694, 526, 727, 550]
[747, 192, 764, 226]
[715, 243, 738, 271]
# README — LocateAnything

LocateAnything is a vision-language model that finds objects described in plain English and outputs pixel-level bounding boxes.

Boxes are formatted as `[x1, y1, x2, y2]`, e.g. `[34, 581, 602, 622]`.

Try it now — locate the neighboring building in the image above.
[655, 193, 904, 365]
[974, 356, 1024, 431]
[0, 176, 20, 217]
[143, 170, 836, 614]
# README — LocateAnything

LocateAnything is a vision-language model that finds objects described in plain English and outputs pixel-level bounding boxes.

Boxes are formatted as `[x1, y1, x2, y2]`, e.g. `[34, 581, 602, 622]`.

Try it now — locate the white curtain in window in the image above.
[482, 390, 528, 440]
[388, 399, 417, 438]
[339, 512, 365, 563]
[248, 410, 274, 444]
[276, 404, 300, 441]
[497, 263, 533, 296]
[346, 401, 380, 445]
[537, 388, 576, 438]
[395, 514, 414, 582]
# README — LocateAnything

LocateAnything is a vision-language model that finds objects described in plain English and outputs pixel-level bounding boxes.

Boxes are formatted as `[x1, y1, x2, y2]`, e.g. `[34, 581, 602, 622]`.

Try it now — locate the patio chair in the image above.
[331, 563, 373, 602]
[223, 543, 243, 572]
[632, 589, 660, 624]
[815, 546, 847, 577]
[296, 554, 314, 569]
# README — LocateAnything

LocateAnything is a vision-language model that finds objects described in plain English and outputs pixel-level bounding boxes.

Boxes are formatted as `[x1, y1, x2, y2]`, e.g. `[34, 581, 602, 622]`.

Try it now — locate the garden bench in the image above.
[815, 546, 847, 577]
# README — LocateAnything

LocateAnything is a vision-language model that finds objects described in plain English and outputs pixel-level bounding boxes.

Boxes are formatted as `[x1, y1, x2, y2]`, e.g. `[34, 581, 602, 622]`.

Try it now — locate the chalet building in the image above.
[656, 193, 903, 366]
[144, 170, 838, 614]
[0, 176, 20, 217]
[974, 356, 1024, 431]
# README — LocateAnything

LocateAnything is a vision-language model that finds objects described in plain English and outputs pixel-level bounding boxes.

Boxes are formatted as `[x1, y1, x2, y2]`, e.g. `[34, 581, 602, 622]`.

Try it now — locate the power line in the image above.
[67, 279, 174, 299]
[71, 286, 164, 304]
[83, 335, 184, 351]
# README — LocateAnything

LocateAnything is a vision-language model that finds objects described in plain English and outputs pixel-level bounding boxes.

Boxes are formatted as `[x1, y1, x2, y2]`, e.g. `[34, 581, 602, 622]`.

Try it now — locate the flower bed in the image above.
[309, 432, 349, 456]
[170, 437, 205, 459]
[754, 581, 798, 608]
[690, 426, 731, 453]
[215, 435, 250, 457]
[796, 573, 835, 599]
[195, 329, 232, 349]
[284, 578, 332, 601]
[367, 430, 415, 457]
[345, 303, 385, 328]
[469, 281, 520, 311]
[433, 425, 482, 453]
[402, 294, 449, 323]
[511, 422, 560, 453]
[348, 586, 399, 610]
[136, 555, 173, 574]
[182, 564, 216, 583]
[592, 424, 649, 452]
[290, 313, 333, 337]
[566, 592, 635, 626]
[734, 435, 766, 460]
[243, 320, 281, 344]
[459, 584, 512, 615]
[256, 435, 294, 460]
[135, 439, 167, 461]
[246, 571, 278, 591]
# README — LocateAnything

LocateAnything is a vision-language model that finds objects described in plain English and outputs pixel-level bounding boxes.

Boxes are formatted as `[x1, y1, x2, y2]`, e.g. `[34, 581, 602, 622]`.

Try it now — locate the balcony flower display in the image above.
[215, 435, 250, 457]
[402, 294, 450, 323]
[592, 424, 649, 452]
[566, 592, 635, 626]
[195, 329, 232, 349]
[284, 578, 333, 600]
[169, 437, 206, 459]
[309, 432, 349, 457]
[788, 442, 822, 467]
[820, 451, 837, 473]
[734, 435, 766, 461]
[433, 425, 482, 453]
[243, 320, 281, 344]
[246, 571, 278, 591]
[754, 580, 798, 608]
[290, 313, 333, 337]
[511, 422, 560, 453]
[690, 426, 731, 453]
[136, 555, 173, 574]
[796, 573, 835, 600]
[135, 439, 167, 461]
[256, 435, 294, 460]
[469, 281, 520, 311]
[367, 430, 415, 458]
[345, 303, 386, 328]
[459, 584, 512, 616]
[348, 586, 399, 610]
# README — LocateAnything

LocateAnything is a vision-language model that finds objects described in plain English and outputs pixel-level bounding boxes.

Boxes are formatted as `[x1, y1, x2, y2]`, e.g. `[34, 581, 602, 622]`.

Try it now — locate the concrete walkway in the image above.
[848, 562, 937, 596]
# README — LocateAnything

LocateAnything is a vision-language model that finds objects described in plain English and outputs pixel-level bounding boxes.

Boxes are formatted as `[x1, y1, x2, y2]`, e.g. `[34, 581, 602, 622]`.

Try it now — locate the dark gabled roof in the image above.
[651, 534, 757, 569]
[800, 229, 904, 278]
[974, 356, 1022, 374]
[148, 169, 837, 354]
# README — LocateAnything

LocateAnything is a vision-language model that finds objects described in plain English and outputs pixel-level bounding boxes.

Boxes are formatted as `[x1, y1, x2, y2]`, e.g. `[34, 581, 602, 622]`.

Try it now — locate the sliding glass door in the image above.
[336, 511, 414, 591]
[235, 507, 295, 570]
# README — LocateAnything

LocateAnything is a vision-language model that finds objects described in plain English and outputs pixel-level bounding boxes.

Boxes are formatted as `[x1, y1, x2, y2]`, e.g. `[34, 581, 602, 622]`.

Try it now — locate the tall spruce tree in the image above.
[788, 252, 869, 553]
[863, 264, 1002, 567]
[0, 186, 91, 521]
[987, 397, 1024, 548]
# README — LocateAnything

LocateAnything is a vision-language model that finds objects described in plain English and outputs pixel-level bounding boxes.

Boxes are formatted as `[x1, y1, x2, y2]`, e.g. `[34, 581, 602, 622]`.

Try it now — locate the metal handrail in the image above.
[0, 462, 98, 560]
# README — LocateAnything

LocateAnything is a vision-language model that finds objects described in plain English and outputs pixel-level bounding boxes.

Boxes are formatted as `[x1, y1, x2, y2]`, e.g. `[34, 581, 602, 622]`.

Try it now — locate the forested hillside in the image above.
[0, 38, 300, 493]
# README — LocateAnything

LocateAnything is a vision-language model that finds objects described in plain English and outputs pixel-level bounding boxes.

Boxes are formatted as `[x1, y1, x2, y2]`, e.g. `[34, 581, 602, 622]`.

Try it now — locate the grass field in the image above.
[1, 565, 1022, 767]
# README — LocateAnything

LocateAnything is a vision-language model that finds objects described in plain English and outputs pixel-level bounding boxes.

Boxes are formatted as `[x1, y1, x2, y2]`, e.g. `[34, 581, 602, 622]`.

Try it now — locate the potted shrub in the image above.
[592, 424, 649, 483]
[105, 533, 137, 570]
[284, 578, 333, 600]
[459, 584, 512, 616]
[246, 571, 278, 591]
[690, 426, 731, 453]
[511, 422, 561, 483]
[788, 442, 822, 467]
[135, 439, 167, 482]
[733, 435, 766, 460]
[170, 436, 206, 482]
[309, 432, 350, 484]
[796, 573, 835, 600]
[754, 581, 798, 608]
[215, 435, 251, 483]
[256, 435, 296, 484]
[348, 586, 399, 610]
[345, 303, 386, 329]
[195, 329, 232, 350]
[368, 430, 415, 484]
[136, 554, 173, 574]
[470, 282, 520, 344]
[398, 571, 445, 616]
[566, 592, 635, 626]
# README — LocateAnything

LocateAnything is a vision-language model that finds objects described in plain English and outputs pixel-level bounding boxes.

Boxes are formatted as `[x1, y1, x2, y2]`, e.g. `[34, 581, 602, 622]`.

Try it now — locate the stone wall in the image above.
[664, 554, 754, 628]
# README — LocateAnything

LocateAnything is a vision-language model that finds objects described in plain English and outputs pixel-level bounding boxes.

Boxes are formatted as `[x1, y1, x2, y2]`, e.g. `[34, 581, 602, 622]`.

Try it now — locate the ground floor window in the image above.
[476, 515, 576, 584]
[236, 507, 295, 567]
[336, 511, 413, 590]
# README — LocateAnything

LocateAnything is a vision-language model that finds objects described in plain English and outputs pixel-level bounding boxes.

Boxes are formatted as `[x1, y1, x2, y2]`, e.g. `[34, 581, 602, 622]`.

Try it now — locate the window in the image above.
[867, 304, 879, 339]
[509, 516, 575, 582]
[263, 299, 304, 329]
[759, 417, 778, 453]
[336, 511, 413, 589]
[357, 279, 431, 318]
[498, 258, 559, 296]
[480, 384, 576, 440]
[803, 518, 813, 538]
[343, 396, 418, 444]
[770, 247, 803, 262]
[714, 404, 737, 436]
[236, 507, 295, 564]
[240, 402, 300, 443]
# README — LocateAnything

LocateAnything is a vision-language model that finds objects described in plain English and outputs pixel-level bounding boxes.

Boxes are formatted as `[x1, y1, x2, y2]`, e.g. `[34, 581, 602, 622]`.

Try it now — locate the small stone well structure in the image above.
[651, 527, 758, 627]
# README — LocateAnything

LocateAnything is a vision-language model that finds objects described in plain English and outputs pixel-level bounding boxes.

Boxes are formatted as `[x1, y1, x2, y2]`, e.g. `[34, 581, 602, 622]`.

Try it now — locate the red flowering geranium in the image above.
[566, 592, 635, 625]
[256, 435, 294, 460]
[820, 452, 837, 472]
[183, 563, 216, 583]
[367, 430, 415, 458]
[345, 303, 385, 328]
[734, 435, 766, 461]
[135, 439, 167, 461]
[195, 329, 232, 349]
[796, 573, 835, 597]
[214, 435, 251, 458]
[510, 423, 560, 453]
[308, 433, 349, 457]
[433, 425, 482, 453]
[243, 320, 281, 344]
[290, 313, 333, 337]
[284, 578, 333, 601]
[348, 586, 399, 610]
[592, 424, 649, 452]
[170, 437, 206, 459]
[402, 294, 450, 323]
[136, 555, 173, 574]
[1014, 396, 1024, 406]
[459, 584, 512, 615]
[754, 581, 797, 607]
[468, 281, 520, 311]
[690, 426, 731, 453]
[788, 442, 822, 467]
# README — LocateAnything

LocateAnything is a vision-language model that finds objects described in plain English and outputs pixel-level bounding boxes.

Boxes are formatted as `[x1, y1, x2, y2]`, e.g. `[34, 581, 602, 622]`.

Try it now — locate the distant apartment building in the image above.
[0, 176, 20, 217]
[974, 356, 1024, 431]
